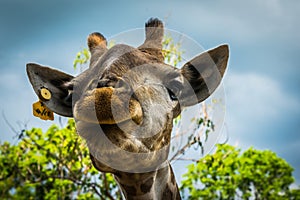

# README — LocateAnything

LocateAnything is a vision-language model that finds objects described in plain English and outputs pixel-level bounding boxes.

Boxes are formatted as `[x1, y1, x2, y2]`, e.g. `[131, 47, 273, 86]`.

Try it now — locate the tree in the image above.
[0, 119, 121, 199]
[180, 144, 299, 200]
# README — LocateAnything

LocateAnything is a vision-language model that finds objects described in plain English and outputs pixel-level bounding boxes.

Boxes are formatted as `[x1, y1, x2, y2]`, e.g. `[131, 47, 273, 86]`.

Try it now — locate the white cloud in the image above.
[225, 72, 300, 122]
[171, 0, 300, 45]
[223, 71, 300, 149]
[223, 72, 300, 184]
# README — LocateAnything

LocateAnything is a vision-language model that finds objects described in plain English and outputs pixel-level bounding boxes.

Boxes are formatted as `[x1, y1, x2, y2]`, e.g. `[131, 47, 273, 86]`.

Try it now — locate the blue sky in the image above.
[0, 0, 299, 186]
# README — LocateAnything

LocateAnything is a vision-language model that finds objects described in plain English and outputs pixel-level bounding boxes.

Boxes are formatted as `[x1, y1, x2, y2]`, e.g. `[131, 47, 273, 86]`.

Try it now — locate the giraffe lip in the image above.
[128, 95, 143, 125]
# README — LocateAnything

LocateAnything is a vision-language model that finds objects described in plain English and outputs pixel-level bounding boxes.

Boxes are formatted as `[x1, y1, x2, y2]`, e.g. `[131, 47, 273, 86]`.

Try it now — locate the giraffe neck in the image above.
[114, 163, 181, 200]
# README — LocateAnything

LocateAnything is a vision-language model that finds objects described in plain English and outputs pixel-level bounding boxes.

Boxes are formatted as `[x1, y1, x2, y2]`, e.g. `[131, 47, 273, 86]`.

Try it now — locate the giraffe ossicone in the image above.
[27, 18, 229, 200]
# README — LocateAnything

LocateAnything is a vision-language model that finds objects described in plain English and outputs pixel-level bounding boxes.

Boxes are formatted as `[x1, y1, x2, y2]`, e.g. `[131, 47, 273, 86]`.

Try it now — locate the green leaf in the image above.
[180, 144, 298, 199]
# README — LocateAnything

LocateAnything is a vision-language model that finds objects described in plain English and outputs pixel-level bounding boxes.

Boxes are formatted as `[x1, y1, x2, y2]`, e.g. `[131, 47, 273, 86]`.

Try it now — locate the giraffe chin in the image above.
[73, 87, 143, 125]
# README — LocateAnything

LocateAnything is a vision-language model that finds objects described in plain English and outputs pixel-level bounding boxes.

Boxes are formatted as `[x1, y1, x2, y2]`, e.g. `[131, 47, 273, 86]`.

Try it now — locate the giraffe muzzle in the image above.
[74, 87, 143, 125]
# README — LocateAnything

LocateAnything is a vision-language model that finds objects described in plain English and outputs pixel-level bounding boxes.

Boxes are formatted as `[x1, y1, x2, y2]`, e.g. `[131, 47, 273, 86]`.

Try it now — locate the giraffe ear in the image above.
[179, 44, 229, 106]
[26, 63, 74, 117]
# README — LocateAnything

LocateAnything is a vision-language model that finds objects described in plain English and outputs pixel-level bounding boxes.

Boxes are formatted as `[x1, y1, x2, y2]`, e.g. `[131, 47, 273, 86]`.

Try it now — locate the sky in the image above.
[0, 0, 299, 186]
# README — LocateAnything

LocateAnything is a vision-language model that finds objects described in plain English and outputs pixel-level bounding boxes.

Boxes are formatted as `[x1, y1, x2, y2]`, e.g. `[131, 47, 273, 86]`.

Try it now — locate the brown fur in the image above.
[74, 87, 142, 124]
[88, 32, 107, 50]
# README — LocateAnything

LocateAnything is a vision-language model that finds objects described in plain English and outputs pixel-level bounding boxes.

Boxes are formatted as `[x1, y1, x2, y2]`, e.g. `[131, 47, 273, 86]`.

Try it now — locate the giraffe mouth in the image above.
[74, 87, 143, 125]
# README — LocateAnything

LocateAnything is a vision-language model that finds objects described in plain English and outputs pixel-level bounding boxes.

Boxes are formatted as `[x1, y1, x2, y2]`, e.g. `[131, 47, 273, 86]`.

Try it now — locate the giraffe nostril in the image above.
[97, 79, 110, 88]
[115, 78, 132, 92]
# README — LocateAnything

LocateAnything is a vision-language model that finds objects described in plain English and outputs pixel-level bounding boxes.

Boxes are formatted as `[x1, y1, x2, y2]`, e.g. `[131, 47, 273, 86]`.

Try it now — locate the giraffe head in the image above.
[27, 18, 229, 173]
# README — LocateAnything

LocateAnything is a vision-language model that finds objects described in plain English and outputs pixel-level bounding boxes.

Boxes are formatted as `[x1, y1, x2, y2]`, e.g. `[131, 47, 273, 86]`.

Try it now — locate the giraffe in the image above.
[26, 18, 229, 200]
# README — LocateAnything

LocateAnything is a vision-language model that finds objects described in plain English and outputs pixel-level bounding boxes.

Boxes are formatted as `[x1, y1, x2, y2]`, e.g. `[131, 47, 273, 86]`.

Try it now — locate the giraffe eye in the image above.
[166, 80, 182, 101]
[167, 86, 180, 101]
[167, 88, 178, 101]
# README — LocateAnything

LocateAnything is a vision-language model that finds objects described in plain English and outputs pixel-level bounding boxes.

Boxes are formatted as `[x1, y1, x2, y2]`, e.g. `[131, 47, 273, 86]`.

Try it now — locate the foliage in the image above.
[0, 119, 121, 200]
[290, 187, 300, 200]
[181, 144, 299, 200]
[73, 35, 183, 70]
[73, 48, 90, 70]
[162, 34, 183, 67]
[73, 41, 116, 70]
